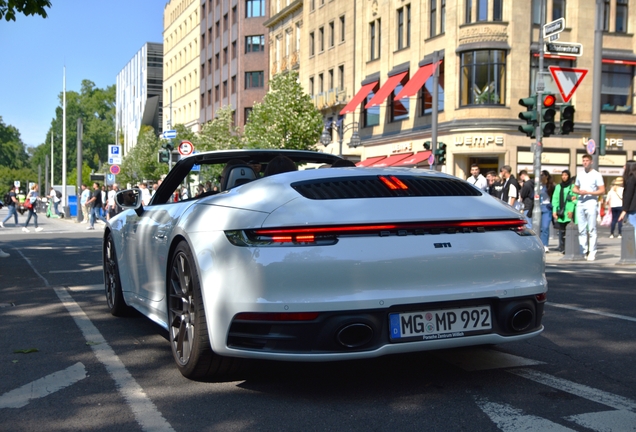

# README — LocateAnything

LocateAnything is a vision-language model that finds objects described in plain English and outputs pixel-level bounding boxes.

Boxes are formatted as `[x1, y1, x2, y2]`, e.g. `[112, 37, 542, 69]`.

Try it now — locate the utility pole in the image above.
[50, 131, 54, 188]
[77, 118, 83, 222]
[591, 0, 603, 170]
[532, 0, 546, 230]
[62, 67, 67, 216]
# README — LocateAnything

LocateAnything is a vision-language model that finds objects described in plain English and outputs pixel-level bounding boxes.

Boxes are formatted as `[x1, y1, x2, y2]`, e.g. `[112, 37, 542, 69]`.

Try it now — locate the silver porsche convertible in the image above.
[103, 149, 546, 380]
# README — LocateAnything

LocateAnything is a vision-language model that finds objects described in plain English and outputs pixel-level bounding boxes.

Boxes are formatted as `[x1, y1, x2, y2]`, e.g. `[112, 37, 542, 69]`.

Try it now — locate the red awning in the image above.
[370, 153, 413, 167]
[394, 62, 439, 101]
[356, 156, 387, 167]
[365, 71, 409, 109]
[391, 150, 433, 167]
[603, 58, 636, 65]
[339, 81, 378, 115]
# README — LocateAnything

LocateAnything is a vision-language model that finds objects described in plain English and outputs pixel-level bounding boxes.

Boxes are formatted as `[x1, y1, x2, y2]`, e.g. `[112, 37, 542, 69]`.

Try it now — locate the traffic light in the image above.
[559, 102, 575, 135]
[423, 141, 431, 151]
[518, 95, 538, 138]
[434, 142, 447, 165]
[158, 149, 170, 164]
[541, 94, 557, 138]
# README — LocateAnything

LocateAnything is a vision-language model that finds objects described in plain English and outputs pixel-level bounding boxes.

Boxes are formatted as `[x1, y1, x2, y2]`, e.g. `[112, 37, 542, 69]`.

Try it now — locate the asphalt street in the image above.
[1, 208, 635, 431]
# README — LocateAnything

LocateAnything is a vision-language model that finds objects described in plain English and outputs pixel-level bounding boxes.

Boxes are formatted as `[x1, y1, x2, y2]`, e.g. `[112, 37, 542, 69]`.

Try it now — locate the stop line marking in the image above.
[0, 362, 87, 409]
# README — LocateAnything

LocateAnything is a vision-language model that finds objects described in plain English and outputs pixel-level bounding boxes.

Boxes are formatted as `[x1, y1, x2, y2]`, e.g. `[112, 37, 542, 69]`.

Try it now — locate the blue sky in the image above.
[0, 0, 166, 149]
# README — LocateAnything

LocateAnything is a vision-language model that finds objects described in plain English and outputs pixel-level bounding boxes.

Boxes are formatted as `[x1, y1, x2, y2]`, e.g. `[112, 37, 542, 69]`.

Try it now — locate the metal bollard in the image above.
[561, 223, 586, 261]
[616, 222, 636, 266]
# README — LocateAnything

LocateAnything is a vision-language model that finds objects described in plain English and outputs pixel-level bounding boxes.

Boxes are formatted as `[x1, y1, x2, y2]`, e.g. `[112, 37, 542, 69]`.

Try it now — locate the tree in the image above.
[119, 126, 167, 185]
[0, 116, 29, 170]
[0, 0, 51, 21]
[197, 105, 241, 151]
[243, 71, 323, 150]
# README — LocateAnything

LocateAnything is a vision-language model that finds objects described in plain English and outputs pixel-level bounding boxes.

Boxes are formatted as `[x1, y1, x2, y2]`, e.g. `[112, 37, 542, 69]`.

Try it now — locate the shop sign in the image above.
[581, 137, 623, 148]
[518, 151, 569, 165]
[454, 135, 504, 146]
[391, 142, 413, 154]
[576, 153, 626, 166]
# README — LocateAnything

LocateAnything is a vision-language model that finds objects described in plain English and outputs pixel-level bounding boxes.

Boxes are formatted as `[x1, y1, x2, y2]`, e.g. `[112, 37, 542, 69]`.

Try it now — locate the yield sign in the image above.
[548, 66, 588, 103]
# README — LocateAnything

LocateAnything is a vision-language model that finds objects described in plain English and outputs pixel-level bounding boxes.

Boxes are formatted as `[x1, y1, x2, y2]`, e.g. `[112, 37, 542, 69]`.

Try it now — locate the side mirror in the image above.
[116, 188, 142, 210]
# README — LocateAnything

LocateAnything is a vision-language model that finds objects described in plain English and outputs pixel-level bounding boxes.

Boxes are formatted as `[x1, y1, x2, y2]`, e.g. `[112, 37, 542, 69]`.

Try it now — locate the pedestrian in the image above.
[49, 186, 62, 217]
[618, 161, 636, 236]
[605, 178, 624, 238]
[486, 171, 502, 198]
[23, 183, 43, 232]
[499, 165, 521, 210]
[467, 164, 488, 193]
[86, 182, 107, 230]
[552, 170, 577, 254]
[539, 170, 556, 251]
[1, 185, 20, 227]
[80, 184, 90, 223]
[518, 170, 535, 226]
[139, 182, 152, 206]
[107, 184, 120, 220]
[573, 154, 606, 261]
[101, 185, 108, 218]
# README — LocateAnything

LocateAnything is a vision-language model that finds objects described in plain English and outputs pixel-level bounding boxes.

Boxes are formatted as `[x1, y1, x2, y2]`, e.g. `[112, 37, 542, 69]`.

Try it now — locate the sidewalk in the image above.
[0, 207, 100, 235]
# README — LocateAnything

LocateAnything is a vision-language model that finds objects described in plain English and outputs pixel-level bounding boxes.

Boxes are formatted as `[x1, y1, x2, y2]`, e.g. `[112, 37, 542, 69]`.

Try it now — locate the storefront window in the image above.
[601, 63, 633, 113]
[391, 74, 410, 122]
[460, 50, 506, 106]
[364, 85, 380, 127]
[421, 61, 445, 115]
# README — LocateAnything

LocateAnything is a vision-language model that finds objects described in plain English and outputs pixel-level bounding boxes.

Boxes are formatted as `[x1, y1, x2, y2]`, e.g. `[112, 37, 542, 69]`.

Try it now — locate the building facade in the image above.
[164, 0, 201, 132]
[115, 42, 164, 153]
[199, 0, 270, 128]
[299, 0, 635, 185]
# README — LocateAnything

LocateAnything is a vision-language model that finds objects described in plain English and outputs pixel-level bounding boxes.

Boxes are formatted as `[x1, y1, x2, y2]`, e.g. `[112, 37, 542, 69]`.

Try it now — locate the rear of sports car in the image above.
[191, 169, 546, 361]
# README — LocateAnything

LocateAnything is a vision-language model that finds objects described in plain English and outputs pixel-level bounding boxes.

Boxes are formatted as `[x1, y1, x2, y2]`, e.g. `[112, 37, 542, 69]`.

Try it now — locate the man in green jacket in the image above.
[552, 170, 577, 254]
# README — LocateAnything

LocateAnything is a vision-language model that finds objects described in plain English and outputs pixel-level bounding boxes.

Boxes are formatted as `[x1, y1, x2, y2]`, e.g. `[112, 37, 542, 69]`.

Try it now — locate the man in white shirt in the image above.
[467, 164, 488, 193]
[573, 154, 605, 261]
[139, 182, 152, 206]
[80, 184, 91, 223]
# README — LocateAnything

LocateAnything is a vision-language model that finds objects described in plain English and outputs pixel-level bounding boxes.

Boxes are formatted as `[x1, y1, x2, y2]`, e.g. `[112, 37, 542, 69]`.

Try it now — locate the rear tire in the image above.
[167, 241, 240, 381]
[103, 233, 129, 316]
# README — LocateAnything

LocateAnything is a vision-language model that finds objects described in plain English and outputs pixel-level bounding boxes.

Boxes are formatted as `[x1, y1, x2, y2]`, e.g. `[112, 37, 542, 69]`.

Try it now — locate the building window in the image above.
[215, 53, 220, 69]
[398, 5, 411, 48]
[244, 107, 252, 125]
[215, 20, 220, 37]
[602, 63, 633, 113]
[207, 90, 211, 104]
[223, 13, 228, 31]
[309, 31, 315, 56]
[441, 0, 446, 33]
[338, 65, 344, 90]
[532, 0, 541, 25]
[207, 59, 212, 74]
[309, 76, 314, 95]
[460, 50, 506, 106]
[329, 21, 335, 48]
[465, 0, 472, 23]
[319, 26, 324, 52]
[328, 69, 334, 89]
[215, 85, 219, 102]
[369, 19, 381, 60]
[232, 41, 237, 59]
[246, 35, 265, 52]
[421, 62, 445, 115]
[391, 74, 410, 122]
[223, 81, 228, 98]
[201, 63, 206, 77]
[553, 0, 565, 20]
[245, 71, 264, 88]
[431, 1, 438, 38]
[318, 73, 324, 93]
[231, 75, 236, 94]
[616, 0, 628, 33]
[363, 84, 380, 127]
[232, 6, 237, 24]
[201, 32, 205, 47]
[223, 47, 228, 65]
[477, 0, 487, 21]
[340, 15, 345, 42]
[603, 0, 611, 31]
[493, 0, 502, 21]
[246, 0, 265, 17]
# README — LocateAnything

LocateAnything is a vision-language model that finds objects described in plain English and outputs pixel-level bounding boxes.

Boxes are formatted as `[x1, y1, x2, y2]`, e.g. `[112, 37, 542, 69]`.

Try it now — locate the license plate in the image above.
[389, 305, 492, 341]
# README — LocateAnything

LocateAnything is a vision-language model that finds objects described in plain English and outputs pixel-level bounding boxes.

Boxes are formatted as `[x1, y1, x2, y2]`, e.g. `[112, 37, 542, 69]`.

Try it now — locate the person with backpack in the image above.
[49, 187, 63, 217]
[1, 185, 20, 228]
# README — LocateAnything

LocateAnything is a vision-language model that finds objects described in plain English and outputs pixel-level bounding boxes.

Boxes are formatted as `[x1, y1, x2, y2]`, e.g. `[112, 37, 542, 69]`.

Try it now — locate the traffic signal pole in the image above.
[591, 0, 603, 170]
[431, 50, 440, 170]
[532, 0, 546, 230]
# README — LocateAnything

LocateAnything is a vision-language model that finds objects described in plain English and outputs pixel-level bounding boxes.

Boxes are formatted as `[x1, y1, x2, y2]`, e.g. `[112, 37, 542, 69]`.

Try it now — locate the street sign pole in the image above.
[533, 0, 547, 231]
[591, 0, 603, 170]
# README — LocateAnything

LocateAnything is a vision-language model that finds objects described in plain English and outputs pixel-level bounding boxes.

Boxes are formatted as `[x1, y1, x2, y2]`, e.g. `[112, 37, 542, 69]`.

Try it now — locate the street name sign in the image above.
[548, 66, 589, 103]
[545, 42, 583, 57]
[543, 18, 565, 38]
[161, 130, 177, 140]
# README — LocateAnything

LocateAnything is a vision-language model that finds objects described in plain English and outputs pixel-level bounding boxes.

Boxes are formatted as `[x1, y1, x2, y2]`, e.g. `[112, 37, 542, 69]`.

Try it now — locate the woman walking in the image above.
[605, 178, 624, 238]
[23, 184, 43, 233]
[540, 170, 556, 251]
[552, 170, 576, 254]
[618, 161, 636, 235]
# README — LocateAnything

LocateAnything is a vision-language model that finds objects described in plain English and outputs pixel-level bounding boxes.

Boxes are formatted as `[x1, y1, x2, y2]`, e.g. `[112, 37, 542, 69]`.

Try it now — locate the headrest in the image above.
[222, 164, 256, 191]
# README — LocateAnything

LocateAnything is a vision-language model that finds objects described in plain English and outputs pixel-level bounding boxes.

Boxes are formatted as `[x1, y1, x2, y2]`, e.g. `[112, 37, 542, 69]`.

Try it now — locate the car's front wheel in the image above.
[168, 241, 240, 381]
[104, 233, 129, 316]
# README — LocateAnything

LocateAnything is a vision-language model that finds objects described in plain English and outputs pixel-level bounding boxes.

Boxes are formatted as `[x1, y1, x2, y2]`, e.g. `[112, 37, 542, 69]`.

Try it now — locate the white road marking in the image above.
[0, 362, 87, 409]
[17, 250, 174, 431]
[565, 410, 636, 431]
[67, 284, 103, 292]
[474, 398, 576, 431]
[50, 266, 102, 273]
[436, 347, 545, 371]
[547, 302, 636, 323]
[510, 369, 636, 412]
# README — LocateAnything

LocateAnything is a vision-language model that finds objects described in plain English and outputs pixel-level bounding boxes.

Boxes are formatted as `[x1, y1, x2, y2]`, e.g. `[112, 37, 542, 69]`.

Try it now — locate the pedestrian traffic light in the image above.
[423, 141, 431, 151]
[559, 102, 575, 135]
[541, 94, 557, 137]
[434, 142, 447, 165]
[518, 95, 538, 138]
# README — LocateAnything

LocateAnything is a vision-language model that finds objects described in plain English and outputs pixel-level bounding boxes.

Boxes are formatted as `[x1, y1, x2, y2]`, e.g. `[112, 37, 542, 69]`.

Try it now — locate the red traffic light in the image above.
[543, 94, 556, 107]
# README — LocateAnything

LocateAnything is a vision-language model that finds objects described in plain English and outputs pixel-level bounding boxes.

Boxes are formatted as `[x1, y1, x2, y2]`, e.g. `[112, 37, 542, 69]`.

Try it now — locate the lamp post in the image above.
[320, 119, 361, 157]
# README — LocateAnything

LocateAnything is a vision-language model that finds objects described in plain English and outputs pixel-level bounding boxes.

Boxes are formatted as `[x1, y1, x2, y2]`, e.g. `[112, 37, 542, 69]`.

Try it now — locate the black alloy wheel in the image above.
[104, 233, 129, 316]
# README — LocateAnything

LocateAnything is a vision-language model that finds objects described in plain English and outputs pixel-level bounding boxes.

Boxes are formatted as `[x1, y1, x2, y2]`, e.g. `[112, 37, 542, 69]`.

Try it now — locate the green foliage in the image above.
[243, 71, 323, 150]
[197, 105, 241, 151]
[0, 165, 37, 195]
[66, 162, 93, 188]
[119, 126, 167, 185]
[0, 0, 51, 21]
[0, 116, 29, 169]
